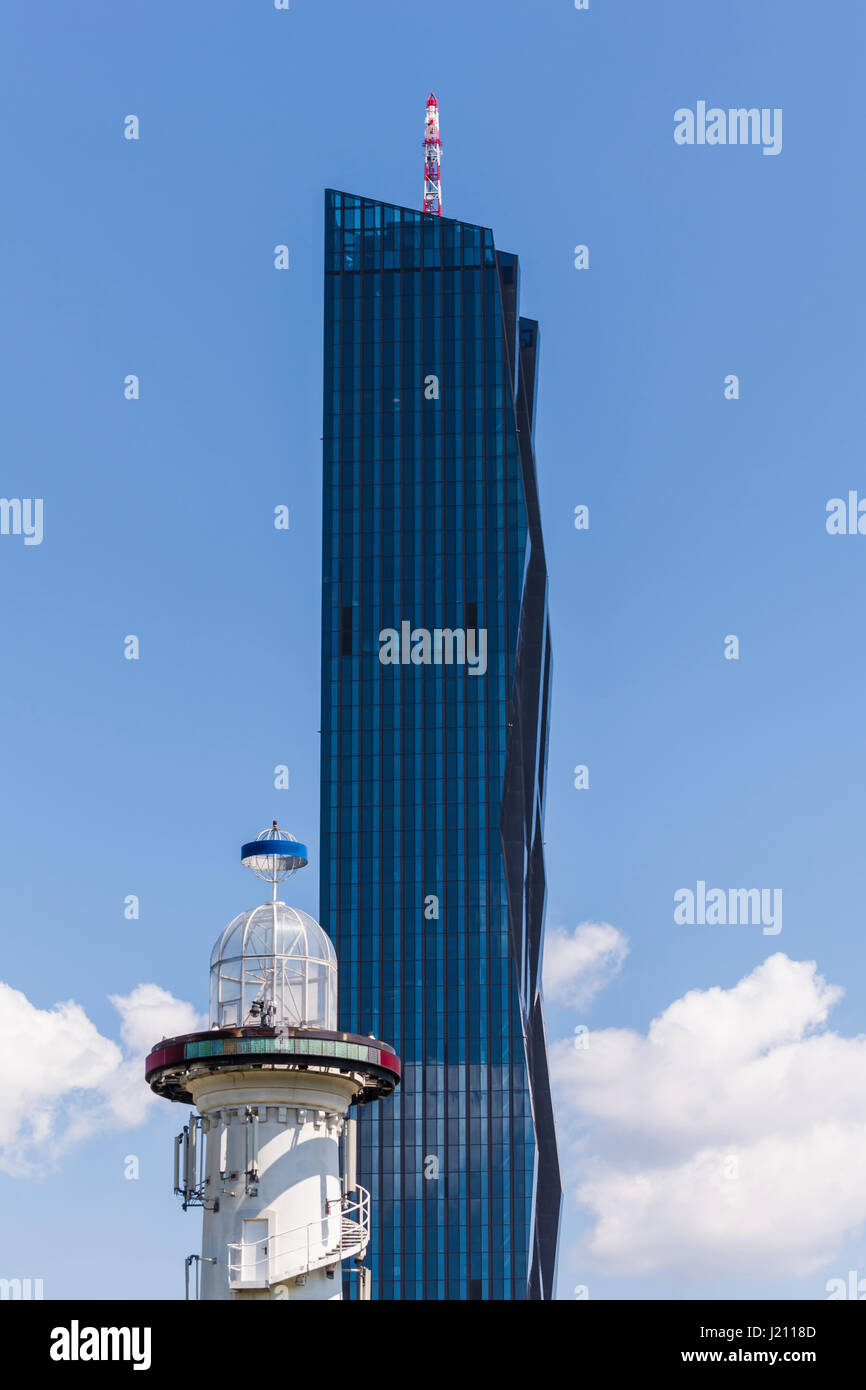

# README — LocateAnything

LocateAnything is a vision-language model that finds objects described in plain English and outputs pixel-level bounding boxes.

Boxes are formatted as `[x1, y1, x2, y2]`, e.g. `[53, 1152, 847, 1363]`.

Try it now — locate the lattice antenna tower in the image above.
[423, 92, 442, 215]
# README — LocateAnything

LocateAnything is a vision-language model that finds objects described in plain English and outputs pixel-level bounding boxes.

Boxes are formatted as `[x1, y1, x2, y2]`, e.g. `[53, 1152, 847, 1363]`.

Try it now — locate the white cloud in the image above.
[0, 980, 202, 1176]
[544, 922, 628, 1008]
[551, 953, 866, 1280]
[110, 983, 199, 1057]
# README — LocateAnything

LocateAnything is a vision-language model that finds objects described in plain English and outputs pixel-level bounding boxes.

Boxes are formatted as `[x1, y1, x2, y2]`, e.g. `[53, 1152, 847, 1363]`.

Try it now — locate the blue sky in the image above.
[1, 0, 864, 1301]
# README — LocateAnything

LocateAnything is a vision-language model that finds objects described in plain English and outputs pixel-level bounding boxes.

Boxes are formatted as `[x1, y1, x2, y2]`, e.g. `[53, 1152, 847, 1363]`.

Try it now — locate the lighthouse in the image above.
[145, 825, 400, 1300]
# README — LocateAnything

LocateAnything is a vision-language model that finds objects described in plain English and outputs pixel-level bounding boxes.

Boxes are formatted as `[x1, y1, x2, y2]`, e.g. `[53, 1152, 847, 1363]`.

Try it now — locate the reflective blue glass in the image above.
[321, 190, 561, 1300]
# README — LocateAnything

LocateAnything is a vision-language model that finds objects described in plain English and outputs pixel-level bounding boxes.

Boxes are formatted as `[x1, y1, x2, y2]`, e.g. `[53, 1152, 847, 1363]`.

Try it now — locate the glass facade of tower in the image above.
[320, 190, 561, 1300]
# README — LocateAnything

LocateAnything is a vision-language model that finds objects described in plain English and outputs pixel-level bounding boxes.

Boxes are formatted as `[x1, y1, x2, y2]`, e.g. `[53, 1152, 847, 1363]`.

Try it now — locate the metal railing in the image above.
[226, 1187, 370, 1287]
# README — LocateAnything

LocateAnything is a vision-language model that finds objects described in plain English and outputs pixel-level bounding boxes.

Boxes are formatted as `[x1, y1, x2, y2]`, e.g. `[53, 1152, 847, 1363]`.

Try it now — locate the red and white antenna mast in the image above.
[423, 92, 442, 216]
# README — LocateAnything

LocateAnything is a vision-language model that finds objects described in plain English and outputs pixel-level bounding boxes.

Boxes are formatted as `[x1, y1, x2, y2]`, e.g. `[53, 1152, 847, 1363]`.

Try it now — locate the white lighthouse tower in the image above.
[145, 825, 400, 1301]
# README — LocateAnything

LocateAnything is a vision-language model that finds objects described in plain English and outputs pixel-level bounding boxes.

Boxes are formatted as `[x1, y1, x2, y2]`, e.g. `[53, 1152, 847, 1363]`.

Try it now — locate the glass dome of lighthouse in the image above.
[209, 824, 337, 1032]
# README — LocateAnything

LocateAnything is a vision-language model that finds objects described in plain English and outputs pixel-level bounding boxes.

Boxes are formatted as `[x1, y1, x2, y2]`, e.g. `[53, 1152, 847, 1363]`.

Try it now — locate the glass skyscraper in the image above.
[319, 189, 561, 1300]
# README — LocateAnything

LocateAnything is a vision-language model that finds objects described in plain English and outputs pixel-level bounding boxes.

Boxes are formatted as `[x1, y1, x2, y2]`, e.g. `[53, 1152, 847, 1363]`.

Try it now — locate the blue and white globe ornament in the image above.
[241, 822, 309, 896]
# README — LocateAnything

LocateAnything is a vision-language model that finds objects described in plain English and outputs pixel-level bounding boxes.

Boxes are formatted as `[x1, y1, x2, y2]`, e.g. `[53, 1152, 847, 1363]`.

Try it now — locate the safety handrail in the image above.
[227, 1186, 370, 1283]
